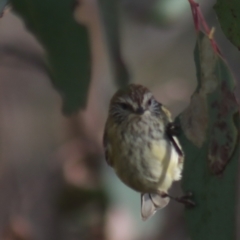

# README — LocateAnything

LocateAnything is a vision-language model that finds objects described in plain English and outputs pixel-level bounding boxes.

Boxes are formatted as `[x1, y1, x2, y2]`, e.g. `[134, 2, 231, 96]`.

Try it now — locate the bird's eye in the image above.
[120, 103, 129, 110]
[148, 99, 153, 106]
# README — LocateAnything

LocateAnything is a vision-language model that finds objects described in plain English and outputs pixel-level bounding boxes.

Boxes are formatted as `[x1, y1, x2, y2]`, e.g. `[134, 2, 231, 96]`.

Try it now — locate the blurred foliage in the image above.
[2, 0, 240, 239]
[58, 184, 109, 214]
[10, 0, 91, 114]
[98, 0, 130, 87]
[151, 0, 190, 25]
[215, 0, 240, 50]
[178, 32, 240, 240]
[0, 0, 8, 16]
[122, 0, 190, 26]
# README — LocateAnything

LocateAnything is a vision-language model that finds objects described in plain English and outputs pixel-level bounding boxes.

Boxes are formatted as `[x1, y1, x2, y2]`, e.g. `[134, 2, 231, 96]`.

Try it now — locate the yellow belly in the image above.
[107, 113, 183, 194]
[112, 136, 181, 193]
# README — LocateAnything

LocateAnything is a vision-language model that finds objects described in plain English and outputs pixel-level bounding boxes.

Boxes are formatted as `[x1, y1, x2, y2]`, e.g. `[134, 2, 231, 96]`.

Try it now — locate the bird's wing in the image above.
[166, 122, 184, 163]
[169, 135, 184, 163]
[141, 193, 170, 221]
[159, 104, 183, 159]
[103, 126, 113, 167]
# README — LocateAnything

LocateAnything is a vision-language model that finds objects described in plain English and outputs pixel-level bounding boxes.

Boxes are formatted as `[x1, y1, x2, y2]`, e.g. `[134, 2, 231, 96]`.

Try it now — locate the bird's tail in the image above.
[141, 193, 170, 221]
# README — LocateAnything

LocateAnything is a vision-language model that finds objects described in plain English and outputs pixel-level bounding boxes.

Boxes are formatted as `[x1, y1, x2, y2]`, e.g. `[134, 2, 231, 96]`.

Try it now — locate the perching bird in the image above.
[103, 84, 185, 220]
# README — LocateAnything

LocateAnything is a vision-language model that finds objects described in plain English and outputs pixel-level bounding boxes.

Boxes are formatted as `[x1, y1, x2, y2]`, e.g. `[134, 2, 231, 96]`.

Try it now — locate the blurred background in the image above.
[0, 0, 240, 239]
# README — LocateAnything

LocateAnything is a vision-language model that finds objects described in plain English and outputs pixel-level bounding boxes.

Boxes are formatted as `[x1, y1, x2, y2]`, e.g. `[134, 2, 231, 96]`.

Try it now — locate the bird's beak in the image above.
[136, 107, 145, 115]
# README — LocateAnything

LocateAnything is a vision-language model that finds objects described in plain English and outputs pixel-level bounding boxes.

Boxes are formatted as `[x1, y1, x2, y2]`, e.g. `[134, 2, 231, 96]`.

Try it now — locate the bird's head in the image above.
[108, 84, 170, 124]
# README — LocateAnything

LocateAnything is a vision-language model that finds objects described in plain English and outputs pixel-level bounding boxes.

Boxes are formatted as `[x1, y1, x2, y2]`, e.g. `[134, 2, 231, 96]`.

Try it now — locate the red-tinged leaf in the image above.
[177, 8, 240, 239]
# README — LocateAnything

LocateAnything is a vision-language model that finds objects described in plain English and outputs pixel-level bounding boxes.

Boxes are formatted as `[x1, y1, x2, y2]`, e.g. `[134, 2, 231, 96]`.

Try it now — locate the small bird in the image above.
[103, 84, 185, 220]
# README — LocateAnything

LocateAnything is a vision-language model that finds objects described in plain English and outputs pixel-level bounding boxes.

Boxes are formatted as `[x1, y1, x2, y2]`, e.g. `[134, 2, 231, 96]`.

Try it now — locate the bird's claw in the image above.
[177, 192, 196, 207]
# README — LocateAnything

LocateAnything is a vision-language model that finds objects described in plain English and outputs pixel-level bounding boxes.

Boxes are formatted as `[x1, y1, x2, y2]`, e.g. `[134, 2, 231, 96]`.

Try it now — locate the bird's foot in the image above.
[161, 192, 196, 208]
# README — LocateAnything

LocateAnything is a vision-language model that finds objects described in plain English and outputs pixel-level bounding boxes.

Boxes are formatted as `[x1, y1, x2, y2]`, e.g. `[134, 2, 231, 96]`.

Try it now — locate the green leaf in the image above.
[178, 32, 240, 240]
[98, 0, 130, 87]
[214, 0, 240, 50]
[10, 0, 91, 114]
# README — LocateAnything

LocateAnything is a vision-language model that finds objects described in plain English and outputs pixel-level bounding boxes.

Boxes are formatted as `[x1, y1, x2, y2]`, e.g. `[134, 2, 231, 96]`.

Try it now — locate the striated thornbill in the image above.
[103, 84, 184, 220]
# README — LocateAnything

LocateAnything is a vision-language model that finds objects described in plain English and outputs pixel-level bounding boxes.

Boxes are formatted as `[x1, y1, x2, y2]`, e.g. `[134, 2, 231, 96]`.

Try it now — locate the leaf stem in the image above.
[188, 0, 221, 55]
